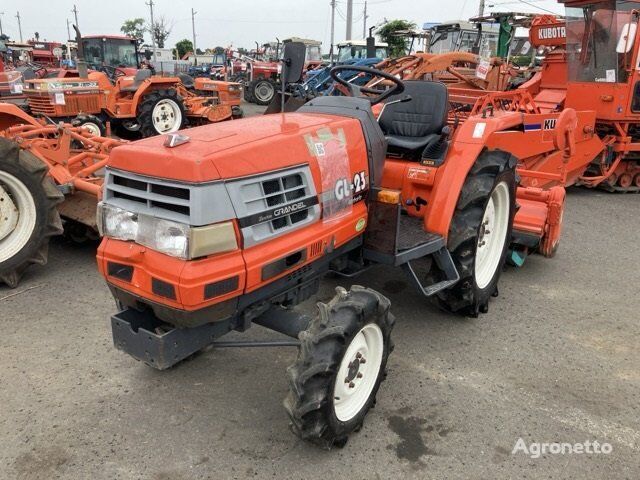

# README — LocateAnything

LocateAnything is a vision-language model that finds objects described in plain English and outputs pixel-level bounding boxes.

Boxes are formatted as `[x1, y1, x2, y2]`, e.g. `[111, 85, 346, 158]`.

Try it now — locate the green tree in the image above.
[121, 18, 146, 43]
[175, 39, 193, 59]
[376, 19, 417, 57]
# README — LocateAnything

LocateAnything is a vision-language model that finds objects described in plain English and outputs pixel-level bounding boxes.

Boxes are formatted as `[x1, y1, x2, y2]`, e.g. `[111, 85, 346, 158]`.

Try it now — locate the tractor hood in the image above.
[107, 112, 362, 183]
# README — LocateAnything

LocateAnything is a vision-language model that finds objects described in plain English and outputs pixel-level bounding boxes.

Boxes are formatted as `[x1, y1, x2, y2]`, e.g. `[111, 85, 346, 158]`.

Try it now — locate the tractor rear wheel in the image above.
[284, 286, 394, 449]
[432, 149, 517, 317]
[0, 138, 63, 288]
[71, 114, 106, 137]
[249, 78, 277, 105]
[137, 89, 185, 138]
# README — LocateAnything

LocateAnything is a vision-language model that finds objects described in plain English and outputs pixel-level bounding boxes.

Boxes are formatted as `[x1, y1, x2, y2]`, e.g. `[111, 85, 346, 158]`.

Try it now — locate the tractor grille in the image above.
[253, 173, 307, 231]
[102, 166, 319, 244]
[104, 171, 191, 218]
[102, 168, 236, 227]
[27, 92, 101, 116]
[26, 93, 56, 115]
[226, 166, 320, 247]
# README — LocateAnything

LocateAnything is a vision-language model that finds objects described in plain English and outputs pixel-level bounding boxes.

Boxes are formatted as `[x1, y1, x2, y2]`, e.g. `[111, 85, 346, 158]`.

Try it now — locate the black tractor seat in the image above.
[120, 69, 152, 92]
[177, 73, 195, 89]
[379, 80, 449, 159]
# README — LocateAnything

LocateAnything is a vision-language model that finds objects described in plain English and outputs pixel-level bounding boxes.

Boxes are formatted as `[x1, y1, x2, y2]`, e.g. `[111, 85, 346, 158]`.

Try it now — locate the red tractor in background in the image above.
[238, 38, 324, 105]
[92, 42, 576, 448]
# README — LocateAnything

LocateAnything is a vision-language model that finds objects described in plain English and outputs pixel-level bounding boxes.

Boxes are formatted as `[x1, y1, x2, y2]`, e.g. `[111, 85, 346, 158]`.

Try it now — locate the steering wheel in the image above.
[330, 65, 404, 105]
[98, 65, 126, 83]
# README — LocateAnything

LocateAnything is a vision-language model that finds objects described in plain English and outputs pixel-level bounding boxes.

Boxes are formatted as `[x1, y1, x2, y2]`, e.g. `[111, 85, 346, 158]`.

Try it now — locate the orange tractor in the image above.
[23, 69, 242, 138]
[0, 103, 125, 287]
[448, 2, 640, 192]
[92, 42, 582, 447]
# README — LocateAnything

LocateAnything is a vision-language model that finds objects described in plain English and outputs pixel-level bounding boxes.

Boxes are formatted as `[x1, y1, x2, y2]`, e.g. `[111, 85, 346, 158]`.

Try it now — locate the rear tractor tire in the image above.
[137, 89, 185, 138]
[248, 78, 277, 106]
[284, 286, 394, 449]
[71, 114, 106, 137]
[431, 149, 517, 317]
[0, 138, 63, 288]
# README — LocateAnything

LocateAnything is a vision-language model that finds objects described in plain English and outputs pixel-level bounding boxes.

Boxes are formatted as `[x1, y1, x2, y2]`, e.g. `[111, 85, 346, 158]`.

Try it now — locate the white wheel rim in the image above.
[152, 99, 182, 134]
[0, 171, 37, 263]
[475, 181, 510, 289]
[333, 323, 384, 422]
[80, 122, 101, 136]
[255, 82, 274, 102]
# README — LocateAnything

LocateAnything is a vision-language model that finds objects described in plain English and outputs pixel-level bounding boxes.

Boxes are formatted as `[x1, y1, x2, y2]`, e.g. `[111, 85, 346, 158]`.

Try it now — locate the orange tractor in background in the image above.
[448, 3, 640, 192]
[23, 69, 242, 138]
[90, 41, 583, 448]
[0, 103, 125, 287]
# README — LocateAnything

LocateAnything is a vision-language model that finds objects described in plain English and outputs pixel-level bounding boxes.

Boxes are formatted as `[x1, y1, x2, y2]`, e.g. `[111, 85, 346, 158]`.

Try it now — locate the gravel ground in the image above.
[0, 102, 638, 479]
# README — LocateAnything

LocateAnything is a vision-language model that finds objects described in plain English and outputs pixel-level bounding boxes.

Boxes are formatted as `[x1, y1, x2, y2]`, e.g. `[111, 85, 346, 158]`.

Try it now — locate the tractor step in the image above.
[363, 200, 459, 296]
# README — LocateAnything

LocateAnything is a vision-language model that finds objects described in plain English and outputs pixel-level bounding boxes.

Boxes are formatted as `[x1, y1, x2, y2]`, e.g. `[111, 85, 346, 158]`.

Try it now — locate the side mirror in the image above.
[281, 42, 306, 84]
[616, 23, 637, 53]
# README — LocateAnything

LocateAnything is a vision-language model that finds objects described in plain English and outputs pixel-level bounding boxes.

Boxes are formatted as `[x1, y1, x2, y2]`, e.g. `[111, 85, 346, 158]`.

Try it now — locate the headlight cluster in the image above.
[97, 203, 238, 260]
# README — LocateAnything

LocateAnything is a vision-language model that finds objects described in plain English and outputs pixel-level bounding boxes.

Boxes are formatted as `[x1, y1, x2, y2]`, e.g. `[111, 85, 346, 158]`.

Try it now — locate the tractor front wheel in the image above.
[432, 149, 517, 317]
[284, 286, 394, 448]
[249, 78, 277, 105]
[137, 89, 185, 137]
[71, 114, 106, 137]
[0, 139, 63, 288]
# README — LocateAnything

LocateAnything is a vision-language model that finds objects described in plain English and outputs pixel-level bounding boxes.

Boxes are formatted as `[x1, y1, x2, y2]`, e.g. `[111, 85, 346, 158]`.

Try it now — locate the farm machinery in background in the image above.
[235, 37, 324, 105]
[22, 69, 242, 138]
[20, 26, 242, 138]
[0, 103, 125, 287]
[447, 2, 640, 192]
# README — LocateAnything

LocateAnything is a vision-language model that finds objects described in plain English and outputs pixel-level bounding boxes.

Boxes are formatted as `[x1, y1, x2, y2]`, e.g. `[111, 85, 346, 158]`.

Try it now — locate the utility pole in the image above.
[0, 12, 4, 37]
[362, 1, 368, 39]
[478, 0, 485, 16]
[146, 0, 157, 63]
[329, 0, 336, 62]
[191, 8, 197, 66]
[66, 19, 71, 41]
[72, 4, 79, 31]
[346, 0, 353, 40]
[16, 11, 22, 42]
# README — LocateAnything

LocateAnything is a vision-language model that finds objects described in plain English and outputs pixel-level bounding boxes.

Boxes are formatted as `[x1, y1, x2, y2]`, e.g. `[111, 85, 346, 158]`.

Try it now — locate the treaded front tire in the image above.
[137, 88, 185, 138]
[433, 149, 517, 317]
[284, 286, 395, 449]
[0, 138, 63, 288]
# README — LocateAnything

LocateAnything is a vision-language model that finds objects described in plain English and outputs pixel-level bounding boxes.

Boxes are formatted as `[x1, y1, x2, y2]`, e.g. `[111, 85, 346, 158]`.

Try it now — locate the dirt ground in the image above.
[1, 102, 639, 479]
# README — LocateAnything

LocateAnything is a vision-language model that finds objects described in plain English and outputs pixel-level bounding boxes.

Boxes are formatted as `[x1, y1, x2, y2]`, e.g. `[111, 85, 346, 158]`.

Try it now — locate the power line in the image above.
[515, 0, 558, 14]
